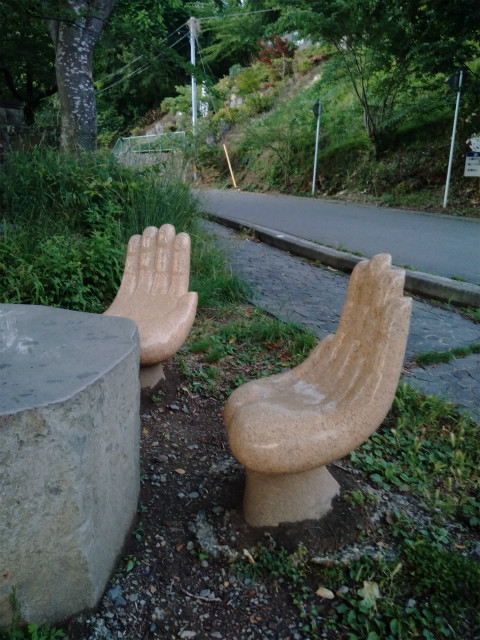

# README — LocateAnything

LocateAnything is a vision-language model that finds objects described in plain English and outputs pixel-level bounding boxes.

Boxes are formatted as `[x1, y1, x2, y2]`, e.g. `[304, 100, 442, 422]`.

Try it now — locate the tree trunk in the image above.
[48, 1, 116, 152]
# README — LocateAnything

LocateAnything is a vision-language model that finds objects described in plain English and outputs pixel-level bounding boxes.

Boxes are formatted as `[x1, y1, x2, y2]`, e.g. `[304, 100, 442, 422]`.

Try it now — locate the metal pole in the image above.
[312, 102, 322, 195]
[188, 18, 198, 135]
[188, 17, 199, 181]
[443, 69, 463, 208]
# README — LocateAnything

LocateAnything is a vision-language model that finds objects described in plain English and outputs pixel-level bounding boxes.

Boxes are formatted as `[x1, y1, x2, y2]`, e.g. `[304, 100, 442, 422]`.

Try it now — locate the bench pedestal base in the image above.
[140, 363, 166, 390]
[243, 465, 340, 527]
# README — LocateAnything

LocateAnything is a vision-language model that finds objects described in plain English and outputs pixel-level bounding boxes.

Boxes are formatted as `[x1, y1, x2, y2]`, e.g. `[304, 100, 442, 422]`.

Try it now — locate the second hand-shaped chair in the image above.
[224, 254, 412, 527]
[104, 225, 198, 389]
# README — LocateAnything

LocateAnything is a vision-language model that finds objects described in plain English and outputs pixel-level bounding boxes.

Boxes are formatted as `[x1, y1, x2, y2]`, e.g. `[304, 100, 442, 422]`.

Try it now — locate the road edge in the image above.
[208, 213, 480, 308]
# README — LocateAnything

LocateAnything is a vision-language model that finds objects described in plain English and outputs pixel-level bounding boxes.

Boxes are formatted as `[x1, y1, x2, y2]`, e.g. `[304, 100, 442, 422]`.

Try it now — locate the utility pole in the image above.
[188, 17, 200, 136]
[187, 17, 200, 181]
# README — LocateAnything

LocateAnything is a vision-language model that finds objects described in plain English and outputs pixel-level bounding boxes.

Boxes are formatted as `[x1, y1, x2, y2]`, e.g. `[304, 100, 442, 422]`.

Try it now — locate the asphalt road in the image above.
[196, 189, 480, 285]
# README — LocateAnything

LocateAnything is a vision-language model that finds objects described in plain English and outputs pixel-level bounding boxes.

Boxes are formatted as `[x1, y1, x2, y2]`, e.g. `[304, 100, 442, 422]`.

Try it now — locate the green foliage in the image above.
[180, 305, 316, 395]
[350, 384, 480, 518]
[234, 64, 270, 95]
[275, 0, 480, 152]
[235, 541, 308, 586]
[94, 0, 190, 134]
[0, 148, 241, 312]
[0, 589, 65, 640]
[318, 545, 480, 639]
[190, 231, 250, 308]
[0, 214, 123, 312]
[402, 541, 480, 619]
[233, 534, 480, 639]
[199, 0, 279, 72]
[0, 624, 65, 640]
[414, 343, 480, 367]
[0, 1, 56, 123]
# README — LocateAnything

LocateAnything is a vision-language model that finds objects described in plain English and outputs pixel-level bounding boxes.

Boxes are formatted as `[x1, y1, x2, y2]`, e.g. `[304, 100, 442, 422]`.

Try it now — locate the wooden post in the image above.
[223, 144, 238, 189]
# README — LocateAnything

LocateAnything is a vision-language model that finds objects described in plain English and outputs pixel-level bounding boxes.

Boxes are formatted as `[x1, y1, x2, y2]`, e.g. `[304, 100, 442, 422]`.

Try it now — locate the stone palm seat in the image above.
[224, 254, 412, 527]
[105, 224, 198, 388]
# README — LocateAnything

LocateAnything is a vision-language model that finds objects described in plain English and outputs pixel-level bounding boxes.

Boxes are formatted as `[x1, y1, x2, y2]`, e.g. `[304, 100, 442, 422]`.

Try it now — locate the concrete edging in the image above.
[208, 214, 480, 308]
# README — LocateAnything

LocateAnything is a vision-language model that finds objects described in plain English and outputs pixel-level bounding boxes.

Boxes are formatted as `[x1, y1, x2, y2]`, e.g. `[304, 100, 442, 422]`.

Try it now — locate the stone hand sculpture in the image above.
[224, 254, 412, 527]
[105, 225, 197, 381]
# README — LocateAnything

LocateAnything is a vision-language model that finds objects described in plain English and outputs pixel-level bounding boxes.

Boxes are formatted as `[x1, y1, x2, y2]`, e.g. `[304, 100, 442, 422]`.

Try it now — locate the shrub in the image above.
[0, 148, 243, 312]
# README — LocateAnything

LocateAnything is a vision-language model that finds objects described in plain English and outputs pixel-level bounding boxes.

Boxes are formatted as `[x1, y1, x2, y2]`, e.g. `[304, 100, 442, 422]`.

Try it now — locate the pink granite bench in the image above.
[105, 224, 198, 389]
[224, 254, 412, 527]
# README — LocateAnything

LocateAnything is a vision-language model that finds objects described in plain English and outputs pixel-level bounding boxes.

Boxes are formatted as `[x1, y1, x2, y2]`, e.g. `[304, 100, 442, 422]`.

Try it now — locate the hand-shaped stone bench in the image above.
[224, 254, 412, 527]
[105, 225, 198, 388]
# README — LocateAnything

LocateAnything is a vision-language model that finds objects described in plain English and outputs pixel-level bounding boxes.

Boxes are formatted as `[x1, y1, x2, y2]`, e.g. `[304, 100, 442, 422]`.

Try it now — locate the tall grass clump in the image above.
[0, 148, 199, 239]
[0, 148, 242, 312]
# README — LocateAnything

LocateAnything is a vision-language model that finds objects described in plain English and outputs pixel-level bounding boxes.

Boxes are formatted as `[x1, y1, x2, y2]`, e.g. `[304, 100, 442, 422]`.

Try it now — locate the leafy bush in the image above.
[0, 210, 124, 312]
[0, 148, 243, 312]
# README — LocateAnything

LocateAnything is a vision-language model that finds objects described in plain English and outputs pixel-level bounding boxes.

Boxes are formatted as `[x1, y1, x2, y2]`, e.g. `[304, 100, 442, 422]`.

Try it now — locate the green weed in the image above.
[233, 533, 480, 639]
[180, 305, 316, 395]
[414, 343, 480, 366]
[350, 384, 480, 518]
[0, 589, 64, 640]
[461, 307, 480, 323]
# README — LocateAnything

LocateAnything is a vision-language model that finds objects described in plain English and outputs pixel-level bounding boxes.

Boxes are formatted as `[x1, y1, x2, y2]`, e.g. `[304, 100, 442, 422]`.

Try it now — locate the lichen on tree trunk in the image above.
[48, 0, 116, 152]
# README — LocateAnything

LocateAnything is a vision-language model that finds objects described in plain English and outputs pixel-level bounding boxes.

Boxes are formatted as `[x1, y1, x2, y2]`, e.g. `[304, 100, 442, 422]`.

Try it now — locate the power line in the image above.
[198, 8, 277, 21]
[194, 35, 219, 114]
[96, 30, 189, 96]
[95, 21, 190, 93]
[95, 8, 278, 96]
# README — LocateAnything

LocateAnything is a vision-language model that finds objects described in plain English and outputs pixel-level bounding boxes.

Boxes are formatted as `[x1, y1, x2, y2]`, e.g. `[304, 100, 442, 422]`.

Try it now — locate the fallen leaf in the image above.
[358, 581, 380, 609]
[176, 544, 184, 552]
[385, 510, 395, 525]
[315, 587, 334, 599]
[376, 541, 389, 549]
[242, 549, 255, 565]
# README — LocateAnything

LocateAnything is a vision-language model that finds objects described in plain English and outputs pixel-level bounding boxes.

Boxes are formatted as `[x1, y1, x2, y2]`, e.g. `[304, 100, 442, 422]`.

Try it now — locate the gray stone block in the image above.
[0, 304, 140, 624]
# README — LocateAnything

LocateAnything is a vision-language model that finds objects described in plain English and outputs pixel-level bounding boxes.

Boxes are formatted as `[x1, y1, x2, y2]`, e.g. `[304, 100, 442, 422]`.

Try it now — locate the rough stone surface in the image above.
[225, 255, 412, 527]
[104, 225, 197, 370]
[0, 304, 140, 624]
[406, 353, 480, 421]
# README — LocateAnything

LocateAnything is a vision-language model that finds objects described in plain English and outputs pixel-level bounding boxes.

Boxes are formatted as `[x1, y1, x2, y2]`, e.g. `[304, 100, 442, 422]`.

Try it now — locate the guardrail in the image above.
[112, 131, 186, 155]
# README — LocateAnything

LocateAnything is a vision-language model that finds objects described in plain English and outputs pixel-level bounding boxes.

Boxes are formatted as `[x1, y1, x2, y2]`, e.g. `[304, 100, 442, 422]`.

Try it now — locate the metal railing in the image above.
[112, 131, 186, 155]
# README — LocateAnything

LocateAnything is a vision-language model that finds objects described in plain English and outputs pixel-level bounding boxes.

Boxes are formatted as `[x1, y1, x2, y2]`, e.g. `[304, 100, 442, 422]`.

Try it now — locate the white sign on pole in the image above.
[464, 152, 480, 177]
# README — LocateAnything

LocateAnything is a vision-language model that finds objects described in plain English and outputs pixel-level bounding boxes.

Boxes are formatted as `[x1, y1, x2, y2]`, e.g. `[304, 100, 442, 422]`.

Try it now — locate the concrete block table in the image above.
[0, 304, 140, 625]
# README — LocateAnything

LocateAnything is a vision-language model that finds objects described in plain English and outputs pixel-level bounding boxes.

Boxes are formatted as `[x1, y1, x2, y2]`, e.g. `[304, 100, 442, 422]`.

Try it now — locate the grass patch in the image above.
[350, 383, 479, 520]
[414, 343, 480, 366]
[177, 305, 317, 395]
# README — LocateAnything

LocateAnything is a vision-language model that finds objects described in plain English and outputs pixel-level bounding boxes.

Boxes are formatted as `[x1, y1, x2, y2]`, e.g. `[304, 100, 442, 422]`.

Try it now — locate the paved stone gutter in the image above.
[208, 213, 480, 308]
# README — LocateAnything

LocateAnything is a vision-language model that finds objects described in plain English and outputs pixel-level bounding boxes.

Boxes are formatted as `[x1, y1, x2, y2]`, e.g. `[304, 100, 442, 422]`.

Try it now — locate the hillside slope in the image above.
[150, 47, 479, 217]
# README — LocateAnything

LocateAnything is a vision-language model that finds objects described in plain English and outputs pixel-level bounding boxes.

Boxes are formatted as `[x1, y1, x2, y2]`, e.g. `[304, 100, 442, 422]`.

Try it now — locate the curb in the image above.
[208, 213, 480, 308]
